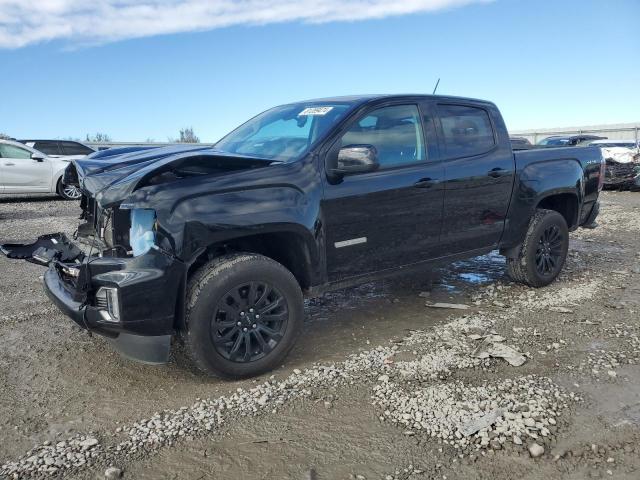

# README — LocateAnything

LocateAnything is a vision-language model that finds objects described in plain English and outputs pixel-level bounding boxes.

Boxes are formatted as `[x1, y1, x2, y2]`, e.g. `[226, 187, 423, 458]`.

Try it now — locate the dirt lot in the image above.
[1, 192, 639, 480]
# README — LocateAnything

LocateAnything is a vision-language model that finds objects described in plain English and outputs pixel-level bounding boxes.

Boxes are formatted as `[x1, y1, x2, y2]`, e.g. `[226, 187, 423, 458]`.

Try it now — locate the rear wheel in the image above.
[56, 178, 82, 200]
[184, 253, 303, 379]
[507, 209, 569, 287]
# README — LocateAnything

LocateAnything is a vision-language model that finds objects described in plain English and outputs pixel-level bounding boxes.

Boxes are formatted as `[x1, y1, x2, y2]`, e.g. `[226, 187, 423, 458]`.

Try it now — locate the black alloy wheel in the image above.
[534, 224, 564, 277]
[183, 253, 303, 379]
[211, 282, 289, 363]
[506, 209, 569, 288]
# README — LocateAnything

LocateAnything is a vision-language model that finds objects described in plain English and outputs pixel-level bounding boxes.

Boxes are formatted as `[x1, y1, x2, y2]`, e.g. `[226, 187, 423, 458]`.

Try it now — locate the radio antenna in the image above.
[432, 78, 441, 94]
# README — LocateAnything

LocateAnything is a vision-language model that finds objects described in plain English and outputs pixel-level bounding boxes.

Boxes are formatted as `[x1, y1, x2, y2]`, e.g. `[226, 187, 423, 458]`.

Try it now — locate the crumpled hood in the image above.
[74, 145, 278, 207]
[75, 144, 209, 191]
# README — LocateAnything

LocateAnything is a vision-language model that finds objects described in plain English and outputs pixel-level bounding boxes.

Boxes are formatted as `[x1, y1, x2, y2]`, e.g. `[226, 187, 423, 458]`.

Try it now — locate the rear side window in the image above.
[61, 141, 93, 155]
[33, 141, 61, 155]
[0, 144, 32, 159]
[439, 105, 495, 158]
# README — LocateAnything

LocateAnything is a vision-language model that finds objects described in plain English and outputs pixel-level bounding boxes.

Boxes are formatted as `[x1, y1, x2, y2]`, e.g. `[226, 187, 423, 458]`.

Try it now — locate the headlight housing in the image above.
[129, 208, 156, 257]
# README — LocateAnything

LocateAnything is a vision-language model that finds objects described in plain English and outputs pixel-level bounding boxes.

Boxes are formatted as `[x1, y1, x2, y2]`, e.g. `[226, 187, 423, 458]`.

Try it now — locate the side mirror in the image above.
[333, 144, 379, 175]
[31, 153, 45, 162]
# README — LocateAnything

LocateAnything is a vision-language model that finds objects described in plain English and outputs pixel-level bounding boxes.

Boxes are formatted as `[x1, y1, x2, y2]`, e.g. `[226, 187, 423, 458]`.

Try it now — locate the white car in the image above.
[587, 139, 639, 150]
[0, 139, 82, 200]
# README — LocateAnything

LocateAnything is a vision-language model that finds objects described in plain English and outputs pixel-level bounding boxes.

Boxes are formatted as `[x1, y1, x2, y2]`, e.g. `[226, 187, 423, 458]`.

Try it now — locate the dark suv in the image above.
[537, 135, 606, 147]
[19, 140, 94, 157]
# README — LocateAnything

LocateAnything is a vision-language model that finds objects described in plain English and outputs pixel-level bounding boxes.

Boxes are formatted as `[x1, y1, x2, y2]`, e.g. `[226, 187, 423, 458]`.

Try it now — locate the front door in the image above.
[436, 103, 515, 255]
[0, 143, 52, 192]
[322, 103, 444, 282]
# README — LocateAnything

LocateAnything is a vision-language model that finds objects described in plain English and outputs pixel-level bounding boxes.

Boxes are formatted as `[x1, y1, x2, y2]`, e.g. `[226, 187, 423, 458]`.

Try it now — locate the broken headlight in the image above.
[129, 209, 156, 257]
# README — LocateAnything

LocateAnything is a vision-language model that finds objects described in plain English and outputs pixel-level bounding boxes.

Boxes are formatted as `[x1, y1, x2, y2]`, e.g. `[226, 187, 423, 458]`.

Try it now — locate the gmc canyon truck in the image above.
[0, 95, 604, 379]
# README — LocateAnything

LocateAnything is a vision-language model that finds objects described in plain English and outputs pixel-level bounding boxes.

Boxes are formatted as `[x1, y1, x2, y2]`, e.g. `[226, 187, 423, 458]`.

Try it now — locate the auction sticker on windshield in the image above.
[298, 106, 334, 116]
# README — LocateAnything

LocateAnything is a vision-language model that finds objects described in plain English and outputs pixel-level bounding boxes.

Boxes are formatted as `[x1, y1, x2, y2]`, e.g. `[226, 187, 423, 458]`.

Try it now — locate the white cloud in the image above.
[0, 0, 489, 49]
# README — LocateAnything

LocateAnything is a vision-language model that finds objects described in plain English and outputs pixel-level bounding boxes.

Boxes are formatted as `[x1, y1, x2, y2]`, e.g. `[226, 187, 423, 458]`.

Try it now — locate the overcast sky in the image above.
[1, 0, 638, 141]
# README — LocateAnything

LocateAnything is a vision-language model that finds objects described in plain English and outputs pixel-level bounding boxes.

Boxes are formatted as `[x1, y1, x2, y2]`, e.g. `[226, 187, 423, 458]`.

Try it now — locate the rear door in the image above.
[322, 102, 444, 282]
[435, 103, 515, 255]
[0, 143, 52, 192]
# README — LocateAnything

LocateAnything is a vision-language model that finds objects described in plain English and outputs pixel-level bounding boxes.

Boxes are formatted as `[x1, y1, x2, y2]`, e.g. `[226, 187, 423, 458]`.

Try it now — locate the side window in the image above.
[340, 105, 425, 168]
[439, 104, 495, 158]
[0, 144, 33, 159]
[33, 141, 61, 155]
[61, 141, 93, 155]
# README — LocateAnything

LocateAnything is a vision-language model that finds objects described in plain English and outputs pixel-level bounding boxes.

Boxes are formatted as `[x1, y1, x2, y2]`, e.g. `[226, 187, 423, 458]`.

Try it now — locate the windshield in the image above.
[215, 103, 352, 161]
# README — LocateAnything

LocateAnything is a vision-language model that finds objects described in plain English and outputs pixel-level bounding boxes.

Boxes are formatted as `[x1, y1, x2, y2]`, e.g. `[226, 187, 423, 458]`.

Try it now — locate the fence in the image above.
[511, 123, 640, 145]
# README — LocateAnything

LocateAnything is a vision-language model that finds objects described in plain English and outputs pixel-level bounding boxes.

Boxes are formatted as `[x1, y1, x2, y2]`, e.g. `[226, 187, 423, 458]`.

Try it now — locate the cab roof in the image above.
[287, 94, 495, 107]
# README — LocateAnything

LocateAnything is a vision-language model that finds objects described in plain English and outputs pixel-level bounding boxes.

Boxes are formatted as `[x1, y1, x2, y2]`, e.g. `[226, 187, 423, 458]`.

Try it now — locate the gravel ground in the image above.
[0, 191, 639, 479]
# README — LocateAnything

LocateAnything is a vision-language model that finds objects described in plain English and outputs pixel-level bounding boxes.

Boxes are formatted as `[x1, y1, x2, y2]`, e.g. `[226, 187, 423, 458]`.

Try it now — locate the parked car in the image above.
[593, 142, 640, 191]
[538, 134, 606, 146]
[586, 139, 639, 150]
[1, 95, 604, 378]
[19, 139, 94, 158]
[510, 136, 533, 149]
[0, 139, 82, 199]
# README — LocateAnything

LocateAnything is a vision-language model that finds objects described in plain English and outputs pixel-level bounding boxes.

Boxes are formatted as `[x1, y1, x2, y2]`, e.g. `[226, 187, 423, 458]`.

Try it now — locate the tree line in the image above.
[0, 128, 201, 144]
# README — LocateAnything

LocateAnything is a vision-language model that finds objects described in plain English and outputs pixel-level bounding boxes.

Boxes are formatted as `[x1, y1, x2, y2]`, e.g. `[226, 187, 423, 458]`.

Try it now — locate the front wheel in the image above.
[57, 179, 82, 200]
[184, 253, 304, 379]
[507, 209, 569, 287]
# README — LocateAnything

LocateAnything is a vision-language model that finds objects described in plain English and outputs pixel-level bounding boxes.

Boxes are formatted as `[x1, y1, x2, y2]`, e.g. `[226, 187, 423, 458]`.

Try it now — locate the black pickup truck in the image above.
[1, 95, 604, 378]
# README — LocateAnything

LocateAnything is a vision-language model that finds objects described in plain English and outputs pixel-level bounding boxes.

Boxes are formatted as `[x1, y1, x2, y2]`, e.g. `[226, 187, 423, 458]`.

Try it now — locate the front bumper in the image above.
[2, 233, 185, 364]
[42, 266, 172, 364]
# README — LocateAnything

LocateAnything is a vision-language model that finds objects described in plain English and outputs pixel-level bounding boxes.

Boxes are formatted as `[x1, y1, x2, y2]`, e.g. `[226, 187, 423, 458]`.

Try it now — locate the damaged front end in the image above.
[1, 198, 184, 365]
[1, 233, 85, 266]
[1, 146, 279, 366]
[601, 147, 640, 191]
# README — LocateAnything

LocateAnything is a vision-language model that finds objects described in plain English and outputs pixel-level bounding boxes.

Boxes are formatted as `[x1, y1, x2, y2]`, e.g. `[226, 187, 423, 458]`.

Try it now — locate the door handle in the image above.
[487, 167, 508, 178]
[414, 177, 438, 188]
[4, 162, 16, 166]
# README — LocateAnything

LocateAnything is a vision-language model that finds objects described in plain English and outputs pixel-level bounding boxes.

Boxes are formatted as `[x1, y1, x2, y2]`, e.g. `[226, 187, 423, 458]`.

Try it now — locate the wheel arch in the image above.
[535, 192, 580, 230]
[185, 228, 318, 294]
[53, 173, 65, 193]
[51, 162, 69, 192]
[501, 189, 580, 259]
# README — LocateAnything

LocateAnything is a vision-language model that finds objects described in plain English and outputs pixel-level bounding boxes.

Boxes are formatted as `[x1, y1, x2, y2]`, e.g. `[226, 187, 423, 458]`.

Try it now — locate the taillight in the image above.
[598, 159, 606, 191]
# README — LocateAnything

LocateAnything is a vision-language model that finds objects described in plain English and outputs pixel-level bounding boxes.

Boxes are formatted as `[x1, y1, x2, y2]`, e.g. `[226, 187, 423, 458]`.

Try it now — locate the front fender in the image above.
[162, 185, 317, 261]
[117, 154, 323, 276]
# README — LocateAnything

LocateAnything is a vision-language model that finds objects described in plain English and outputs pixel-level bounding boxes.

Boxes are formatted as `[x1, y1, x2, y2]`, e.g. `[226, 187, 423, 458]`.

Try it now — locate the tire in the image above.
[56, 178, 82, 200]
[184, 253, 304, 379]
[506, 209, 569, 288]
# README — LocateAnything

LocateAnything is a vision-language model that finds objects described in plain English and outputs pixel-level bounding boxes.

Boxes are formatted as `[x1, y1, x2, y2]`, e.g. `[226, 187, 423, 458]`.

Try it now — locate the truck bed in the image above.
[513, 145, 603, 226]
[513, 145, 602, 171]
